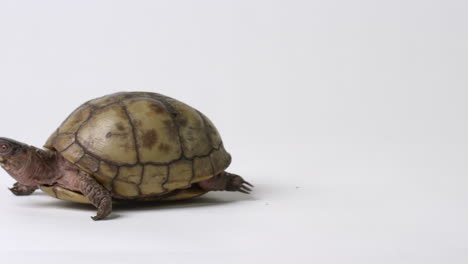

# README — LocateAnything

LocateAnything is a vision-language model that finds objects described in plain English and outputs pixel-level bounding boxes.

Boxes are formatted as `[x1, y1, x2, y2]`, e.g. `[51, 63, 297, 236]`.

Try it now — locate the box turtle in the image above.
[0, 92, 252, 220]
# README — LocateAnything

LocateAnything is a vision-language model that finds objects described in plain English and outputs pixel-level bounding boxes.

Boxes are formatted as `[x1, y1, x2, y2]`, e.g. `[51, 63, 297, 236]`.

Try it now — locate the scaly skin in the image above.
[0, 137, 112, 220]
[78, 171, 112, 221]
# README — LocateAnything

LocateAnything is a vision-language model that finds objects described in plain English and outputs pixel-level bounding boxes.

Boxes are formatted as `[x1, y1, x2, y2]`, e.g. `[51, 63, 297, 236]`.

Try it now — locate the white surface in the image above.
[0, 0, 467, 263]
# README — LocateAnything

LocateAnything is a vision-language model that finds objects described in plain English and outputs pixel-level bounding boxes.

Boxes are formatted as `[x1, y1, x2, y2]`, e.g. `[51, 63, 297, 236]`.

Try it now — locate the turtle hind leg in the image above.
[77, 171, 112, 221]
[9, 182, 38, 196]
[198, 172, 253, 194]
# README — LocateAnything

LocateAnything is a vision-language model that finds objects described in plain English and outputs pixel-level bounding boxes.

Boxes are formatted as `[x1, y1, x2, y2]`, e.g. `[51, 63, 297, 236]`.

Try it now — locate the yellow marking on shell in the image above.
[210, 146, 232, 175]
[77, 154, 100, 172]
[140, 165, 168, 195]
[97, 161, 118, 179]
[40, 186, 91, 204]
[61, 143, 85, 163]
[118, 165, 143, 184]
[77, 104, 138, 164]
[165, 98, 212, 158]
[163, 159, 192, 190]
[123, 99, 182, 163]
[113, 181, 139, 197]
[52, 134, 75, 152]
[40, 186, 57, 198]
[192, 156, 214, 183]
[59, 105, 92, 134]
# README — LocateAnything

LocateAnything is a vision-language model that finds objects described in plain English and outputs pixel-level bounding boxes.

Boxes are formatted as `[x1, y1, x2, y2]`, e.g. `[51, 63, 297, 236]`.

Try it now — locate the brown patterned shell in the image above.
[44, 92, 231, 199]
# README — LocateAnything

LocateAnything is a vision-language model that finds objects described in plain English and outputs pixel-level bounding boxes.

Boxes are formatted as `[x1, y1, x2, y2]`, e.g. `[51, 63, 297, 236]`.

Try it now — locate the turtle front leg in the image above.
[9, 182, 38, 196]
[198, 171, 253, 194]
[77, 171, 112, 221]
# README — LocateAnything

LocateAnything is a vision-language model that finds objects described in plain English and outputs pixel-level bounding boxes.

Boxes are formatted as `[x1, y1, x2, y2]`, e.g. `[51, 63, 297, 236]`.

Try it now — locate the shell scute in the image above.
[117, 165, 143, 185]
[59, 105, 93, 134]
[193, 156, 214, 182]
[77, 104, 138, 165]
[122, 98, 182, 163]
[140, 165, 168, 195]
[164, 98, 212, 159]
[164, 159, 193, 190]
[113, 181, 139, 197]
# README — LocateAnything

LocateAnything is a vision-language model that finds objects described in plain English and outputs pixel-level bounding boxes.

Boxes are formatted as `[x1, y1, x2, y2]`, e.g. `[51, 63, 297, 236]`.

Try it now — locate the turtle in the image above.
[0, 92, 252, 220]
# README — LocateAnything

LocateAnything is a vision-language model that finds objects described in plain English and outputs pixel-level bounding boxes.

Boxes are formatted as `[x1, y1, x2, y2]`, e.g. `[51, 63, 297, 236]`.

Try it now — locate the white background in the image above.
[0, 0, 467, 263]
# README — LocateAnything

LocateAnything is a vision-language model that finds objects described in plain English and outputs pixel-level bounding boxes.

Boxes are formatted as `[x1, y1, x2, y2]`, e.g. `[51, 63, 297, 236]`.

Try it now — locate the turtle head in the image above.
[0, 138, 29, 169]
[0, 137, 59, 186]
[0, 138, 28, 160]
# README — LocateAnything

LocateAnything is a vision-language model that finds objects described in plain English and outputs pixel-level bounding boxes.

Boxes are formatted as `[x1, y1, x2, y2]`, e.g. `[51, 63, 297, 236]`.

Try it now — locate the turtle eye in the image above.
[0, 144, 9, 153]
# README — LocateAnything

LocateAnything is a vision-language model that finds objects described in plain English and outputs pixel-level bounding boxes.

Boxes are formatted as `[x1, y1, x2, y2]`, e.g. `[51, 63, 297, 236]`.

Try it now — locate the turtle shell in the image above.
[44, 92, 231, 201]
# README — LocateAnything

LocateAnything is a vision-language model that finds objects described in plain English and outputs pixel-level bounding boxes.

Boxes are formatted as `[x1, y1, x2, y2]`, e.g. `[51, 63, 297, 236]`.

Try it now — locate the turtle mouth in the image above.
[0, 157, 10, 169]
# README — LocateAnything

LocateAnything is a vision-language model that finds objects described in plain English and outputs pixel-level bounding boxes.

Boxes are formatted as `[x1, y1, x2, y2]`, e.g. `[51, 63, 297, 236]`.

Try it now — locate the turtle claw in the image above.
[244, 181, 254, 188]
[238, 180, 254, 194]
[91, 215, 105, 221]
[228, 175, 254, 194]
[90, 197, 112, 221]
[240, 184, 252, 192]
[91, 209, 111, 221]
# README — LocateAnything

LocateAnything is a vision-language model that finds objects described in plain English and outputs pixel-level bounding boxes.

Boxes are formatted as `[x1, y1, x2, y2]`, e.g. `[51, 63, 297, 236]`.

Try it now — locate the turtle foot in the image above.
[226, 175, 254, 194]
[9, 182, 37, 196]
[198, 172, 254, 194]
